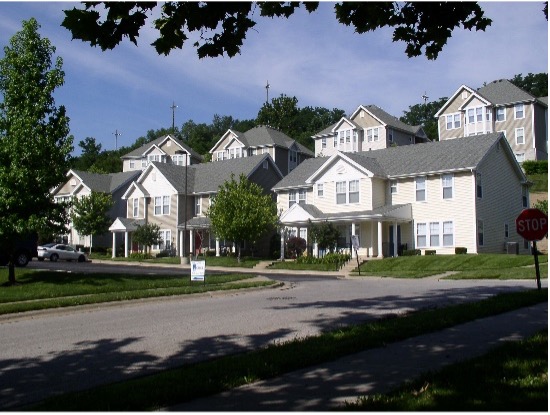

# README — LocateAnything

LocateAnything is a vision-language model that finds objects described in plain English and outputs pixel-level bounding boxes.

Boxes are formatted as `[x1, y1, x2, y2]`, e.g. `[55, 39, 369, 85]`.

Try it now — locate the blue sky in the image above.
[0, 2, 547, 155]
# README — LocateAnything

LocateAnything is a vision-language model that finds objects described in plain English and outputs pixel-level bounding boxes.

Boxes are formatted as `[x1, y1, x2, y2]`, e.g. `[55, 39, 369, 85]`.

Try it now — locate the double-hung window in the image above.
[514, 103, 524, 119]
[317, 183, 324, 197]
[442, 174, 453, 199]
[515, 127, 525, 145]
[496, 107, 505, 122]
[195, 196, 201, 215]
[446, 113, 461, 130]
[132, 198, 139, 217]
[336, 181, 347, 204]
[390, 180, 397, 194]
[289, 192, 296, 208]
[154, 230, 171, 251]
[442, 221, 454, 246]
[366, 127, 379, 142]
[298, 189, 306, 204]
[415, 176, 426, 202]
[430, 222, 440, 246]
[348, 180, 359, 203]
[416, 221, 454, 248]
[321, 138, 327, 149]
[416, 223, 427, 247]
[154, 196, 170, 215]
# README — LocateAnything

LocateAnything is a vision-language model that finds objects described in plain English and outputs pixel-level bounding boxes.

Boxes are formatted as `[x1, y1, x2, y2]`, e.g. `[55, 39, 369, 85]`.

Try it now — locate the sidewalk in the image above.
[165, 302, 548, 411]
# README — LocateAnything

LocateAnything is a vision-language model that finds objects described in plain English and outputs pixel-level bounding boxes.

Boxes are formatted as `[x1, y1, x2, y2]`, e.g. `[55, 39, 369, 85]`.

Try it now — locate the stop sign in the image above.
[516, 208, 548, 241]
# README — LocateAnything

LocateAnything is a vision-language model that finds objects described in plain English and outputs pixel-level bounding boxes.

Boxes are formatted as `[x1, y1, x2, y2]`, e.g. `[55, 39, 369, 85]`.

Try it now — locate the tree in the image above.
[132, 223, 161, 255]
[60, 2, 503, 60]
[208, 174, 278, 261]
[73, 137, 102, 171]
[0, 18, 73, 284]
[510, 73, 548, 98]
[400, 97, 449, 141]
[533, 199, 548, 216]
[308, 220, 340, 255]
[70, 191, 114, 254]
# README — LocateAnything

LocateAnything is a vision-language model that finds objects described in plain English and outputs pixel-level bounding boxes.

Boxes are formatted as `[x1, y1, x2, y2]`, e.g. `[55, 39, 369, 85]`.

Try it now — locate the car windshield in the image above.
[41, 243, 55, 248]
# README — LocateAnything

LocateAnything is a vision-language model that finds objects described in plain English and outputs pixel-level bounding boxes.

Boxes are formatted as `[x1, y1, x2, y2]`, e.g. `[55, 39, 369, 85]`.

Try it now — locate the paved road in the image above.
[0, 266, 544, 409]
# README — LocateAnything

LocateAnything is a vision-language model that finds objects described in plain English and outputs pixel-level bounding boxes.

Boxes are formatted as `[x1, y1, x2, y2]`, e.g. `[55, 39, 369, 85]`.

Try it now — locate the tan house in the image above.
[273, 132, 531, 258]
[52, 169, 140, 249]
[312, 104, 429, 157]
[209, 125, 313, 175]
[109, 154, 283, 258]
[121, 134, 203, 172]
[435, 79, 548, 162]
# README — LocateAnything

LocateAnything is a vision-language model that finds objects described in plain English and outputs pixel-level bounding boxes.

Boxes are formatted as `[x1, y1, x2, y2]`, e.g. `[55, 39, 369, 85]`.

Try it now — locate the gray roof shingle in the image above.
[72, 170, 140, 193]
[122, 135, 203, 161]
[476, 79, 536, 105]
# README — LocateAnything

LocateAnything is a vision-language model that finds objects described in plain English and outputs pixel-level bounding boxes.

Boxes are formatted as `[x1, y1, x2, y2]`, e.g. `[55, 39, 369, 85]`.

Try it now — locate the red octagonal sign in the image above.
[516, 208, 548, 241]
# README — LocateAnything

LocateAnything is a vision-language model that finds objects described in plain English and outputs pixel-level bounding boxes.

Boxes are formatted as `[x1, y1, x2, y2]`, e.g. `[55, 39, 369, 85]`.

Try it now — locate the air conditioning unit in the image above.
[506, 242, 519, 255]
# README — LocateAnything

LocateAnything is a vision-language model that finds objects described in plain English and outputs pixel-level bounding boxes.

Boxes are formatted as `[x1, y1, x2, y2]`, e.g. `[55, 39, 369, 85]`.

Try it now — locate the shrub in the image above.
[322, 252, 351, 265]
[455, 247, 468, 254]
[403, 249, 421, 256]
[129, 252, 153, 260]
[522, 160, 547, 175]
[286, 236, 307, 258]
[205, 250, 216, 257]
[425, 250, 436, 255]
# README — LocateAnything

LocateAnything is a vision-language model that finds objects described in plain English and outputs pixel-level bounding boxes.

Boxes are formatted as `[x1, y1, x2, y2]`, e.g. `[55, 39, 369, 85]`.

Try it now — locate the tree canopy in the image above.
[61, 2, 502, 60]
[399, 97, 449, 141]
[0, 18, 73, 283]
[207, 173, 278, 261]
[510, 73, 548, 98]
[71, 191, 114, 253]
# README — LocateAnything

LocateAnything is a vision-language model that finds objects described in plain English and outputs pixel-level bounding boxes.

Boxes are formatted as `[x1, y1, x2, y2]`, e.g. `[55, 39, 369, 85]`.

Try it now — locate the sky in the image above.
[0, 2, 547, 155]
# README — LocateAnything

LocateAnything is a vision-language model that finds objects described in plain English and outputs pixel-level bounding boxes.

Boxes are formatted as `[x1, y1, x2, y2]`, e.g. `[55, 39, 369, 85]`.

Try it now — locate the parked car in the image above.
[37, 243, 87, 262]
[0, 234, 38, 267]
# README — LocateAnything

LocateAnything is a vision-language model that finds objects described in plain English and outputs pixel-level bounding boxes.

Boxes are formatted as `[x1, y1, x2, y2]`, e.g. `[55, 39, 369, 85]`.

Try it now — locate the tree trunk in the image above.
[89, 235, 93, 255]
[237, 243, 241, 263]
[7, 260, 16, 285]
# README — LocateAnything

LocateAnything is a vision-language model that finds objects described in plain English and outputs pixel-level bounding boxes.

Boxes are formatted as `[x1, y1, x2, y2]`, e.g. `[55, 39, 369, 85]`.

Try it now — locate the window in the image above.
[141, 159, 147, 168]
[514, 103, 524, 119]
[154, 196, 170, 215]
[321, 138, 327, 149]
[478, 220, 484, 246]
[467, 108, 475, 124]
[445, 113, 461, 130]
[290, 149, 297, 163]
[496, 107, 505, 122]
[442, 174, 453, 199]
[130, 160, 135, 169]
[390, 180, 397, 194]
[476, 107, 483, 122]
[333, 134, 338, 147]
[298, 189, 306, 204]
[132, 198, 139, 217]
[154, 230, 171, 251]
[217, 151, 225, 161]
[476, 173, 483, 198]
[172, 154, 186, 166]
[317, 183, 324, 197]
[336, 181, 347, 204]
[522, 186, 528, 208]
[389, 129, 394, 143]
[416, 223, 427, 247]
[415, 176, 426, 202]
[504, 223, 509, 238]
[299, 228, 307, 240]
[289, 192, 296, 208]
[195, 196, 201, 215]
[366, 127, 379, 142]
[148, 154, 165, 164]
[348, 180, 359, 203]
[430, 222, 440, 247]
[515, 128, 525, 145]
[443, 221, 453, 246]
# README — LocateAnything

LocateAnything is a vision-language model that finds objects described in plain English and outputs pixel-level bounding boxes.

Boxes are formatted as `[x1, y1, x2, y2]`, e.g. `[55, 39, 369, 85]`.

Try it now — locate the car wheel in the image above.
[14, 251, 30, 267]
[78, 255, 86, 263]
[50, 253, 59, 262]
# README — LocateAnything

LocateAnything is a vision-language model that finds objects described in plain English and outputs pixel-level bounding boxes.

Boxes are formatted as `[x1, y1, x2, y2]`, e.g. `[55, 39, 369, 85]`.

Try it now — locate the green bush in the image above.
[455, 247, 468, 254]
[403, 249, 421, 256]
[322, 252, 351, 264]
[522, 160, 548, 175]
[425, 250, 436, 255]
[129, 252, 153, 260]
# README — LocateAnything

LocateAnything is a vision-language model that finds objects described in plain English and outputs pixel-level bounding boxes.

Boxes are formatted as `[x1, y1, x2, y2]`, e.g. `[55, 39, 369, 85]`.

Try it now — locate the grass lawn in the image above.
[528, 173, 548, 193]
[0, 269, 276, 315]
[268, 261, 340, 271]
[91, 254, 262, 268]
[27, 288, 547, 411]
[351, 254, 548, 279]
[346, 330, 547, 411]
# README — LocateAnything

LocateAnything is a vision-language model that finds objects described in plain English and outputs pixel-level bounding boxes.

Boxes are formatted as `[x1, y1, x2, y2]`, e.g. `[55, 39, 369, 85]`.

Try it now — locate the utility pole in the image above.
[170, 101, 178, 134]
[113, 129, 122, 150]
[265, 80, 270, 104]
[421, 92, 429, 123]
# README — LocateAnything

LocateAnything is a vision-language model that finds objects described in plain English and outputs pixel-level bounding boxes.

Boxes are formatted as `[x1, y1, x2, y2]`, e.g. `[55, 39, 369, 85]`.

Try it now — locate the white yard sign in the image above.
[190, 260, 206, 282]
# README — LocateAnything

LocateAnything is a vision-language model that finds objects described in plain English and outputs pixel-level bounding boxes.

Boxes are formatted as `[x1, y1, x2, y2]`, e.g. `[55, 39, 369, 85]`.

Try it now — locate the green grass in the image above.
[268, 261, 340, 271]
[91, 254, 261, 268]
[0, 270, 276, 315]
[528, 173, 548, 193]
[346, 330, 547, 411]
[351, 254, 548, 279]
[27, 288, 547, 411]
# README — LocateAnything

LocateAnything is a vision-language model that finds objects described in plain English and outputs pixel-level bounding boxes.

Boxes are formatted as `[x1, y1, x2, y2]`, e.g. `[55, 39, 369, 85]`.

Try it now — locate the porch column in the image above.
[216, 238, 220, 257]
[313, 242, 318, 257]
[189, 230, 194, 257]
[351, 222, 356, 258]
[178, 230, 183, 256]
[369, 222, 374, 257]
[124, 231, 129, 258]
[280, 230, 285, 260]
[112, 232, 116, 258]
[393, 221, 398, 257]
[377, 221, 383, 258]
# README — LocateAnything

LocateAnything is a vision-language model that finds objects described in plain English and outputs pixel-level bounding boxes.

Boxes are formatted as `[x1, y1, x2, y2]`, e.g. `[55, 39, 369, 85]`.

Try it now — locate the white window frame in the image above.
[442, 221, 454, 246]
[515, 153, 525, 163]
[416, 223, 427, 247]
[298, 189, 306, 204]
[515, 127, 525, 145]
[442, 174, 454, 199]
[390, 180, 398, 194]
[416, 220, 454, 248]
[467, 108, 475, 124]
[366, 127, 379, 142]
[195, 196, 202, 215]
[317, 183, 324, 198]
[153, 229, 171, 251]
[132, 198, 139, 218]
[496, 107, 506, 122]
[321, 138, 327, 149]
[129, 160, 135, 169]
[445, 113, 461, 130]
[348, 180, 359, 203]
[415, 176, 426, 202]
[154, 196, 170, 216]
[429, 222, 440, 247]
[336, 181, 347, 204]
[289, 192, 296, 208]
[514, 103, 524, 119]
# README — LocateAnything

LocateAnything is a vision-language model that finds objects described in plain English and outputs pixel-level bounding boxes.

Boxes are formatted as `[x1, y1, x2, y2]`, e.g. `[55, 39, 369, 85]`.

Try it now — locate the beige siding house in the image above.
[209, 125, 313, 175]
[435, 79, 548, 161]
[52, 169, 140, 249]
[109, 154, 283, 258]
[121, 134, 203, 172]
[313, 104, 429, 157]
[274, 133, 530, 258]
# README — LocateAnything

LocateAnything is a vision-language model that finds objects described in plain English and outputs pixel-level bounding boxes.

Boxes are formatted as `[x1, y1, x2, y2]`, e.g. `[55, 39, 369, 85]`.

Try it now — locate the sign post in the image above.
[516, 208, 548, 290]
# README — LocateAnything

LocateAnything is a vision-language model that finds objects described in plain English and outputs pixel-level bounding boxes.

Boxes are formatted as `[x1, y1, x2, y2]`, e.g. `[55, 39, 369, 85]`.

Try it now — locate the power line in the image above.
[113, 129, 122, 150]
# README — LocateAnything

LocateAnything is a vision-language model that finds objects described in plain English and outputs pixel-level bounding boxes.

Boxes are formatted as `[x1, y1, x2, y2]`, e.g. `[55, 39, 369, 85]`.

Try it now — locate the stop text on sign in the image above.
[517, 217, 547, 233]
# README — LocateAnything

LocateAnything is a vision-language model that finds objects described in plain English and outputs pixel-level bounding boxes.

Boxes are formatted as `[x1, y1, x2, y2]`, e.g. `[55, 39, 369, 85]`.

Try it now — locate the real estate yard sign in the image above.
[191, 260, 206, 282]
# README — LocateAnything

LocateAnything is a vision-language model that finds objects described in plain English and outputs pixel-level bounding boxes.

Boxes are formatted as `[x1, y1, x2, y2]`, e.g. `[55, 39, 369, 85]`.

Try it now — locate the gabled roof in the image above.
[274, 133, 525, 189]
[57, 169, 140, 195]
[210, 125, 314, 156]
[355, 104, 425, 136]
[331, 117, 362, 132]
[477, 79, 537, 106]
[121, 134, 202, 161]
[146, 153, 283, 195]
